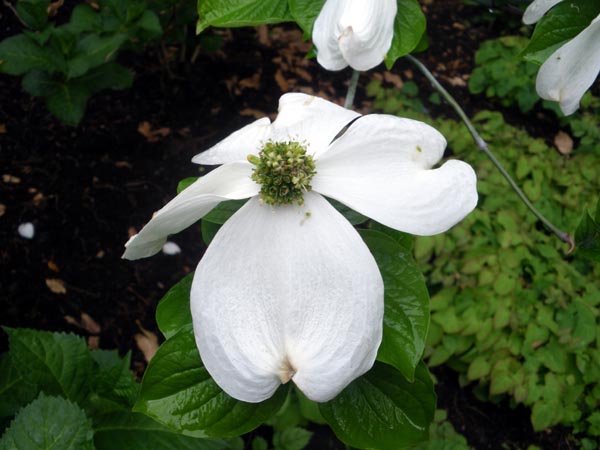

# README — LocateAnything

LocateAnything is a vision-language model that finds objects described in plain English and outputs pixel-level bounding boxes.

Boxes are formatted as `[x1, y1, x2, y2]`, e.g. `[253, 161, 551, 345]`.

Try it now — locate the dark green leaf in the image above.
[15, 0, 49, 30]
[360, 230, 429, 381]
[0, 393, 94, 450]
[45, 80, 90, 126]
[135, 326, 289, 438]
[5, 328, 93, 403]
[272, 427, 313, 450]
[66, 4, 101, 33]
[251, 437, 268, 450]
[137, 10, 163, 36]
[575, 200, 600, 261]
[0, 34, 60, 75]
[0, 353, 38, 418]
[288, 0, 326, 36]
[77, 62, 134, 94]
[90, 350, 139, 411]
[319, 362, 435, 450]
[197, 0, 293, 34]
[203, 199, 247, 224]
[201, 220, 221, 245]
[67, 34, 127, 78]
[369, 221, 413, 251]
[94, 412, 235, 450]
[325, 198, 368, 225]
[21, 69, 56, 97]
[155, 273, 194, 339]
[385, 0, 426, 68]
[522, 0, 600, 64]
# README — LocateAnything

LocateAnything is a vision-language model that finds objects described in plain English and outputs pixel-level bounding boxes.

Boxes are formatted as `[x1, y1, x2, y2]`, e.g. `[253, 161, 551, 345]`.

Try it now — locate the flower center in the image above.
[248, 141, 316, 206]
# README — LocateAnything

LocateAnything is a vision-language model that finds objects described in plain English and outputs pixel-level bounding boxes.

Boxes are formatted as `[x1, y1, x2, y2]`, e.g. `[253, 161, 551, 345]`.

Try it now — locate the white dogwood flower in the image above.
[524, 0, 600, 115]
[312, 0, 397, 71]
[123, 93, 478, 403]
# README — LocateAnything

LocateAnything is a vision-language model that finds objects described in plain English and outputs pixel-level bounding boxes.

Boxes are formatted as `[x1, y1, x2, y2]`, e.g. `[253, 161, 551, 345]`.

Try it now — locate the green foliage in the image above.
[195, 0, 426, 68]
[0, 0, 165, 125]
[0, 328, 235, 449]
[522, 0, 600, 65]
[368, 82, 600, 443]
[469, 35, 600, 151]
[575, 200, 600, 262]
[409, 410, 472, 450]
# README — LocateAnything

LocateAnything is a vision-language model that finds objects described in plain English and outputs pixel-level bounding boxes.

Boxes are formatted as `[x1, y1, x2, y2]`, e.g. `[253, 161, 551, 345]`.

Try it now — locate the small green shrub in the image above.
[368, 83, 600, 444]
[0, 327, 239, 449]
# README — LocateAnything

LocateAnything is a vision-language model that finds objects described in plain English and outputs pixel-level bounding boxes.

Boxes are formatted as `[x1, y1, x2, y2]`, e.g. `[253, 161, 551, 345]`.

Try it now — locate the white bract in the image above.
[524, 0, 600, 115]
[312, 0, 397, 71]
[123, 93, 478, 403]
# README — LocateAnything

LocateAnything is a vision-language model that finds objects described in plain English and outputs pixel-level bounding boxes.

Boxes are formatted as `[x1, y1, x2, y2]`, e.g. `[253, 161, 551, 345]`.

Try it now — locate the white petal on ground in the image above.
[122, 162, 259, 260]
[312, 114, 478, 235]
[192, 118, 271, 165]
[313, 0, 397, 71]
[192, 94, 359, 165]
[522, 0, 563, 24]
[18, 222, 35, 239]
[191, 192, 383, 403]
[162, 241, 181, 255]
[535, 14, 600, 115]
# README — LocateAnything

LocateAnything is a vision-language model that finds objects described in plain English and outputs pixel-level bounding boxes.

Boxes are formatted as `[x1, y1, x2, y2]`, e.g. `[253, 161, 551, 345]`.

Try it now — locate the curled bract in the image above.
[312, 0, 397, 71]
[123, 93, 478, 403]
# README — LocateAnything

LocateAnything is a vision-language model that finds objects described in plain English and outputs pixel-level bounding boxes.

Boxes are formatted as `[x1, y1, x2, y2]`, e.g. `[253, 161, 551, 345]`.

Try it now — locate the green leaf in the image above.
[77, 62, 134, 94]
[272, 427, 313, 450]
[5, 328, 93, 403]
[21, 69, 55, 96]
[531, 400, 562, 431]
[90, 350, 139, 411]
[155, 273, 194, 339]
[203, 199, 247, 224]
[67, 34, 127, 78]
[201, 220, 221, 245]
[15, 0, 49, 30]
[369, 221, 413, 251]
[0, 353, 38, 418]
[575, 200, 600, 261]
[137, 10, 163, 36]
[177, 177, 199, 194]
[66, 4, 101, 34]
[197, 0, 293, 33]
[0, 393, 94, 450]
[45, 80, 90, 126]
[385, 0, 426, 68]
[252, 437, 269, 450]
[360, 230, 429, 381]
[319, 362, 435, 450]
[522, 0, 600, 64]
[325, 198, 368, 225]
[288, 0, 326, 36]
[135, 326, 289, 438]
[93, 412, 235, 450]
[0, 34, 60, 75]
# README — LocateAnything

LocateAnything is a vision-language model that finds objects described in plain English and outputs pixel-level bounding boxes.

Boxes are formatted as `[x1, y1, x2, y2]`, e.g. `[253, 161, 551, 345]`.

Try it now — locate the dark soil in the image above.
[0, 1, 575, 448]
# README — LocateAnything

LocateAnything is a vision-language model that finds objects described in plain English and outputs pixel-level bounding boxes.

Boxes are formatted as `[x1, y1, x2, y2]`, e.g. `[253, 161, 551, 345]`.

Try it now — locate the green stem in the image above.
[405, 54, 574, 250]
[344, 70, 361, 109]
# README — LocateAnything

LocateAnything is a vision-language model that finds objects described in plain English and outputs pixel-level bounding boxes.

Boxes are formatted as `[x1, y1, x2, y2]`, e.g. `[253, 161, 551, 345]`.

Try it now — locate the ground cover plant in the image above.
[1, 0, 600, 449]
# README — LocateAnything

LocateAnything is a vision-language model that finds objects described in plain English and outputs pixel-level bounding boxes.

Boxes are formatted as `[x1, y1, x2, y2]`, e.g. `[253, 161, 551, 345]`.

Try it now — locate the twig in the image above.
[3, 0, 29, 28]
[405, 54, 574, 251]
[344, 70, 360, 109]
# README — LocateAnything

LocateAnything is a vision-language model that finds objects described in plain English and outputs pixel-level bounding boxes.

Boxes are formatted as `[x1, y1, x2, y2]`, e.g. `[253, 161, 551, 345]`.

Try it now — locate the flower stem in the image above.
[405, 54, 574, 250]
[344, 70, 361, 109]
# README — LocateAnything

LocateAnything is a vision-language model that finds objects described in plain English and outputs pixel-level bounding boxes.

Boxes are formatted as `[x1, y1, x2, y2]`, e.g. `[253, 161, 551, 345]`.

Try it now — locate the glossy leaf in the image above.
[90, 349, 139, 410]
[155, 273, 194, 339]
[360, 230, 429, 381]
[319, 362, 435, 450]
[197, 0, 293, 34]
[0, 393, 94, 450]
[385, 0, 427, 68]
[522, 0, 600, 65]
[0, 353, 38, 419]
[5, 328, 93, 403]
[45, 80, 90, 126]
[288, 0, 326, 36]
[93, 412, 236, 450]
[134, 326, 289, 438]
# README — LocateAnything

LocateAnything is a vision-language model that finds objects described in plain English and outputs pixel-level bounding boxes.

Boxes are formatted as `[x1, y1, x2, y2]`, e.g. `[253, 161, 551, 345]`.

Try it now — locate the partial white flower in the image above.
[312, 0, 397, 71]
[535, 14, 600, 115]
[522, 0, 563, 25]
[123, 93, 478, 403]
[162, 241, 181, 255]
[18, 222, 35, 239]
